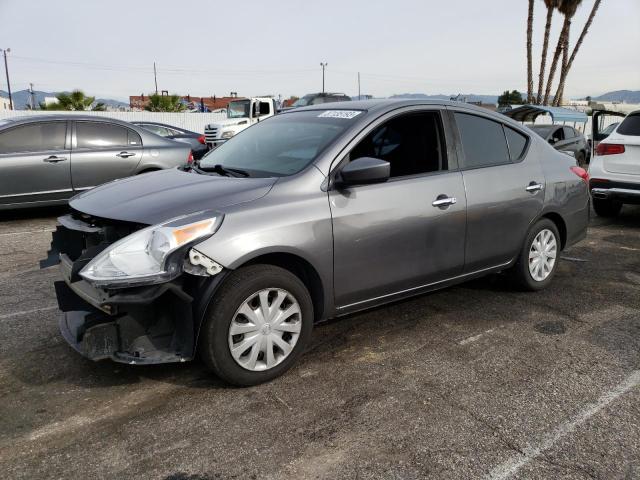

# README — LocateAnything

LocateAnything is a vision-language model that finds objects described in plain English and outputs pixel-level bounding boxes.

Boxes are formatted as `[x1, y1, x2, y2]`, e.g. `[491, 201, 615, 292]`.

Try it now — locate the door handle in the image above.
[116, 151, 136, 158]
[43, 155, 67, 163]
[432, 196, 457, 208]
[526, 182, 543, 193]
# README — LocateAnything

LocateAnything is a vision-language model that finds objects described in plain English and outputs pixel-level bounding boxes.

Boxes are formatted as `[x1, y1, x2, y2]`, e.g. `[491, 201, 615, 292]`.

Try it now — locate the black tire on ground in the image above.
[507, 218, 561, 292]
[593, 198, 623, 218]
[198, 264, 314, 387]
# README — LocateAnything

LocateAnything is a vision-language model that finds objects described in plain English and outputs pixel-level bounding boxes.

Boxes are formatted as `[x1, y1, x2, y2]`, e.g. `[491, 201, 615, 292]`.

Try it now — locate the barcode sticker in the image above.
[317, 110, 362, 119]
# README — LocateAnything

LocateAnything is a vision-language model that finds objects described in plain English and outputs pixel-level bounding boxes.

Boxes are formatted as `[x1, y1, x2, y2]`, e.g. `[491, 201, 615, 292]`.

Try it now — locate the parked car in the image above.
[44, 100, 589, 386]
[528, 124, 589, 166]
[0, 115, 193, 210]
[588, 110, 640, 217]
[132, 121, 208, 160]
[290, 92, 351, 108]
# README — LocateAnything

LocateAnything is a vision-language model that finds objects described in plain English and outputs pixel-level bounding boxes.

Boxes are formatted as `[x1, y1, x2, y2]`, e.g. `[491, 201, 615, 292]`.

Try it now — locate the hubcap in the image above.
[228, 288, 302, 371]
[528, 229, 557, 282]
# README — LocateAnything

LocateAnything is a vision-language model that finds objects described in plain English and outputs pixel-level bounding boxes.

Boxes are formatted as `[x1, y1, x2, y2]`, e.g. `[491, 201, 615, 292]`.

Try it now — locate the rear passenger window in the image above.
[563, 127, 575, 139]
[349, 111, 446, 178]
[617, 114, 640, 136]
[454, 113, 510, 168]
[0, 122, 66, 154]
[504, 126, 528, 161]
[76, 122, 141, 149]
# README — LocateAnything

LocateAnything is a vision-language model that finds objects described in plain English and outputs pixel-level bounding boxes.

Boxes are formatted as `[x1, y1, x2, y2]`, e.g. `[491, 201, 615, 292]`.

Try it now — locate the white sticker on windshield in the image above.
[317, 110, 362, 119]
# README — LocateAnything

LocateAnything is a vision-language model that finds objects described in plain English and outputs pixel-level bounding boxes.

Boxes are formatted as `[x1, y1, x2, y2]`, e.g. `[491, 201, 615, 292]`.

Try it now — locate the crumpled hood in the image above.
[207, 118, 249, 129]
[69, 168, 276, 225]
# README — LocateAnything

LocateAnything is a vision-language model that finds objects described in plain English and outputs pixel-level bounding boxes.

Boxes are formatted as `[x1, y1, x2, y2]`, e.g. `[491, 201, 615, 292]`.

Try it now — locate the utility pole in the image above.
[1, 48, 13, 110]
[29, 83, 35, 110]
[153, 61, 158, 94]
[357, 72, 361, 100]
[320, 62, 327, 93]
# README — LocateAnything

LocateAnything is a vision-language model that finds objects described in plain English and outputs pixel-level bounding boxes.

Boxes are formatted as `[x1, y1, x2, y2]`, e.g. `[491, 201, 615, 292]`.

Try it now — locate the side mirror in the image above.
[548, 138, 556, 145]
[337, 157, 390, 187]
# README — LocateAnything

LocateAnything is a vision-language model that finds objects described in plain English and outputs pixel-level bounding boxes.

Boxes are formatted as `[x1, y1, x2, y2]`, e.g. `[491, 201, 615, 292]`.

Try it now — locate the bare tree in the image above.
[527, 0, 535, 103]
[536, 0, 560, 104]
[553, 0, 602, 105]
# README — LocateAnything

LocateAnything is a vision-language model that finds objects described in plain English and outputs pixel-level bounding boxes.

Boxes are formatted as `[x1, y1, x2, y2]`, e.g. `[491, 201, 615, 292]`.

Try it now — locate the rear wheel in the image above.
[507, 218, 560, 291]
[198, 265, 313, 386]
[593, 198, 622, 217]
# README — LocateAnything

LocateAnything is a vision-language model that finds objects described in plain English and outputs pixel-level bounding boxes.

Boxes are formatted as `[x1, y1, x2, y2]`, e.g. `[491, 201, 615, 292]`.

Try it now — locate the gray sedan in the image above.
[0, 115, 193, 210]
[529, 124, 589, 166]
[45, 100, 590, 386]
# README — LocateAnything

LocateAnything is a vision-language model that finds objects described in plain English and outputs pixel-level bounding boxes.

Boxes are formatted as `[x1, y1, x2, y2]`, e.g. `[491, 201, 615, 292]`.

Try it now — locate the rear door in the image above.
[0, 120, 72, 206]
[452, 110, 544, 271]
[70, 121, 144, 190]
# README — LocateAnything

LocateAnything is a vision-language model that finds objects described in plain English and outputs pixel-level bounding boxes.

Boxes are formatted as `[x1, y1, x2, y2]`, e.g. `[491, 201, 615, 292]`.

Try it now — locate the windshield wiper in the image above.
[196, 164, 249, 178]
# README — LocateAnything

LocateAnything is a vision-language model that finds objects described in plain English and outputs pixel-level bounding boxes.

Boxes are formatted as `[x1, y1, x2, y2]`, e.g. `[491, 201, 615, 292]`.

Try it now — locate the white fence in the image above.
[0, 110, 228, 134]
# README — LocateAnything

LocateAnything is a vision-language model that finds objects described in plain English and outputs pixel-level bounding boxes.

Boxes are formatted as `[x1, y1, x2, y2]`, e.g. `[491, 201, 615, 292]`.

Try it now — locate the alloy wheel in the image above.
[228, 288, 302, 371]
[528, 228, 557, 282]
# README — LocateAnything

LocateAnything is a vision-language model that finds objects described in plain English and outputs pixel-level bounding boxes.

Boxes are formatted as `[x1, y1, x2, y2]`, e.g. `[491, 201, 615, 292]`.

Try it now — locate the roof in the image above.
[1, 114, 130, 124]
[503, 105, 588, 123]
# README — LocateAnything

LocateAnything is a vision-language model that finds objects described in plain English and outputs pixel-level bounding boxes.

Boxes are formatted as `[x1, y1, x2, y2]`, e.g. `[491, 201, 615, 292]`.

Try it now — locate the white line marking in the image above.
[487, 370, 640, 480]
[459, 328, 495, 345]
[0, 306, 57, 321]
[0, 228, 55, 237]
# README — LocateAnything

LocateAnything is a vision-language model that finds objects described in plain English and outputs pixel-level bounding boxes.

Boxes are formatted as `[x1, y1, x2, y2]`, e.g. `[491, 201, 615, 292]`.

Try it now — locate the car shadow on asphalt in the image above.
[0, 205, 69, 222]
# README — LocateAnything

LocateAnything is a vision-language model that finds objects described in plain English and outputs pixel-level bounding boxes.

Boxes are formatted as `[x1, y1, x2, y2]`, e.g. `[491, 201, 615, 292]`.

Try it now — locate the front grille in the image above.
[204, 126, 219, 143]
[41, 211, 143, 269]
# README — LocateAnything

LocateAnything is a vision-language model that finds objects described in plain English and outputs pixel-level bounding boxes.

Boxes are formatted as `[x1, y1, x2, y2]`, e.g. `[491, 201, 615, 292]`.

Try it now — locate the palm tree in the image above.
[40, 90, 106, 111]
[144, 93, 186, 112]
[543, 0, 582, 105]
[526, 0, 535, 103]
[553, 0, 602, 105]
[536, 0, 560, 104]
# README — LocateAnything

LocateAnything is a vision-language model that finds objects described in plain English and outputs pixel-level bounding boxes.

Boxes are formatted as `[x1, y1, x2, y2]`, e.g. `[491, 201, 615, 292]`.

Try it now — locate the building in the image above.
[129, 94, 242, 112]
[0, 94, 11, 110]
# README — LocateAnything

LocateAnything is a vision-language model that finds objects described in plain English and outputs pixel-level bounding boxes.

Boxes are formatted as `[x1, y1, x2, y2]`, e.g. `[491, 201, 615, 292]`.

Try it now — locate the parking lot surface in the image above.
[0, 206, 639, 480]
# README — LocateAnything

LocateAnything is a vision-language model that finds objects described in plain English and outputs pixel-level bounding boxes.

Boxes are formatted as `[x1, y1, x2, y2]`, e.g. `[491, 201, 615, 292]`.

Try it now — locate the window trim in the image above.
[328, 106, 457, 188]
[0, 120, 70, 155]
[450, 109, 531, 170]
[72, 120, 143, 151]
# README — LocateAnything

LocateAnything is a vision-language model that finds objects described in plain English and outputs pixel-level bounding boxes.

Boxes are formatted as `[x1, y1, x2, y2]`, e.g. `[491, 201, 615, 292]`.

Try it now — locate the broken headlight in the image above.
[80, 212, 223, 288]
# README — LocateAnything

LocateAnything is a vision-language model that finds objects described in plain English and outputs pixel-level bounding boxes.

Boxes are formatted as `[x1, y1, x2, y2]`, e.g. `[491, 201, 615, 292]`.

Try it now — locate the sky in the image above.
[0, 0, 638, 101]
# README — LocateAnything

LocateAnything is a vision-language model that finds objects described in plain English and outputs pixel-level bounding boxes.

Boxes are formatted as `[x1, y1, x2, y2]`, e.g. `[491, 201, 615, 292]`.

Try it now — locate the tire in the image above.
[507, 218, 561, 292]
[593, 198, 622, 218]
[198, 264, 313, 386]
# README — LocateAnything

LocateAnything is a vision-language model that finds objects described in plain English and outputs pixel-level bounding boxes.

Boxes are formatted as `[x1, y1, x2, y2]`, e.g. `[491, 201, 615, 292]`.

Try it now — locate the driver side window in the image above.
[348, 111, 447, 178]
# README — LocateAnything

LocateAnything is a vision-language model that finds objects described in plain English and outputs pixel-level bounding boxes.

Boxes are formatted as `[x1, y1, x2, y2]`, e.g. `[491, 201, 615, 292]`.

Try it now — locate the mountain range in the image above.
[2, 89, 639, 110]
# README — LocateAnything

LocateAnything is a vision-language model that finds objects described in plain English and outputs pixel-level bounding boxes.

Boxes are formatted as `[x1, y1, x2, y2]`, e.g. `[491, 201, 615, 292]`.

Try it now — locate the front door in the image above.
[0, 120, 72, 207]
[452, 110, 545, 272]
[71, 121, 143, 190]
[330, 109, 466, 310]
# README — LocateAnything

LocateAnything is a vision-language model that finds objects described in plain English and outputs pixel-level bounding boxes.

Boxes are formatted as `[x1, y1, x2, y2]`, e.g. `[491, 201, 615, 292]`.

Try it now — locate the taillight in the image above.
[197, 135, 206, 145]
[596, 143, 625, 156]
[570, 166, 589, 184]
[187, 151, 194, 164]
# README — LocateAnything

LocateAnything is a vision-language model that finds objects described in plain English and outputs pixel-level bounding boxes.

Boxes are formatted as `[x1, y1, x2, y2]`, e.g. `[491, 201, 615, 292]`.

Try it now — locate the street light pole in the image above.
[320, 62, 327, 93]
[153, 61, 158, 95]
[1, 48, 13, 110]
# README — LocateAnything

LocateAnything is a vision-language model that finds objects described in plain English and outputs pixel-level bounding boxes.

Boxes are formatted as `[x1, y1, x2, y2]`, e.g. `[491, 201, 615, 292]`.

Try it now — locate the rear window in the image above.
[617, 114, 640, 136]
[455, 113, 511, 168]
[76, 122, 142, 149]
[504, 126, 528, 161]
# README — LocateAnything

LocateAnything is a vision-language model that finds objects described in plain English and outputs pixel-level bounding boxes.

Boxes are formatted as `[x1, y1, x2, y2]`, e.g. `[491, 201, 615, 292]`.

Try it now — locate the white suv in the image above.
[589, 110, 640, 217]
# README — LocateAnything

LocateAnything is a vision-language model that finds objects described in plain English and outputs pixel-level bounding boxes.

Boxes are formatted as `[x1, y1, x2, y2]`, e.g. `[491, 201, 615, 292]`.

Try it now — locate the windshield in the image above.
[200, 110, 361, 177]
[292, 95, 313, 107]
[228, 100, 250, 118]
[529, 125, 554, 137]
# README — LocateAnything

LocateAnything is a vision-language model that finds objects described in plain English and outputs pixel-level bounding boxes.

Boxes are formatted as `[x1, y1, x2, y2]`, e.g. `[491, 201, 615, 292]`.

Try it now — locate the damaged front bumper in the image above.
[45, 213, 225, 365]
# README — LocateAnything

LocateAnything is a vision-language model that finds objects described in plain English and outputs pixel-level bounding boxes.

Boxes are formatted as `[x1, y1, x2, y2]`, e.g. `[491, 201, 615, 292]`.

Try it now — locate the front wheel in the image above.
[198, 265, 313, 386]
[507, 219, 561, 291]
